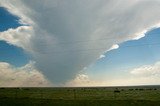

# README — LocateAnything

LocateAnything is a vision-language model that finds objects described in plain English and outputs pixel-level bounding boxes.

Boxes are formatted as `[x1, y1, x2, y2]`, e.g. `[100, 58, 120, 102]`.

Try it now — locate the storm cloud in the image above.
[1, 0, 160, 84]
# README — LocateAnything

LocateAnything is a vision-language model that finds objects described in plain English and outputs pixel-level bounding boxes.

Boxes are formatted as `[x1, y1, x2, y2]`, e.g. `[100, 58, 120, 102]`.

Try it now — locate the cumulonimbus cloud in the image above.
[1, 0, 160, 84]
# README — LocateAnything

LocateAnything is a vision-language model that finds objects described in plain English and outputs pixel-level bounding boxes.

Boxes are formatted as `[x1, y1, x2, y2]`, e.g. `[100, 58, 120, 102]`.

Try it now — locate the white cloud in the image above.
[67, 61, 160, 87]
[0, 0, 34, 25]
[99, 54, 106, 59]
[132, 22, 160, 40]
[0, 26, 33, 52]
[65, 73, 146, 87]
[66, 74, 108, 87]
[130, 62, 160, 77]
[133, 29, 147, 40]
[0, 62, 51, 87]
[108, 44, 119, 51]
[99, 44, 119, 59]
[1, 0, 160, 84]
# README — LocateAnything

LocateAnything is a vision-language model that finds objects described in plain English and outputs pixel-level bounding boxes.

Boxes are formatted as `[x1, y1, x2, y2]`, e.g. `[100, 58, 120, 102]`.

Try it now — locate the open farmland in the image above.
[0, 86, 160, 106]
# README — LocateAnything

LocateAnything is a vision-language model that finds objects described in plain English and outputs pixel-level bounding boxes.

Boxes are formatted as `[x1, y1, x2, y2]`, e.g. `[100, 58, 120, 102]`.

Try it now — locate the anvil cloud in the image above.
[1, 0, 160, 84]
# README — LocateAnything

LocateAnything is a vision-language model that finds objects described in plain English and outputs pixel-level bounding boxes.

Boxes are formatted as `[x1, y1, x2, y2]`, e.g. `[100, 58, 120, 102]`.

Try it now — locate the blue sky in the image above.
[88, 28, 160, 79]
[0, 7, 22, 32]
[0, 7, 30, 67]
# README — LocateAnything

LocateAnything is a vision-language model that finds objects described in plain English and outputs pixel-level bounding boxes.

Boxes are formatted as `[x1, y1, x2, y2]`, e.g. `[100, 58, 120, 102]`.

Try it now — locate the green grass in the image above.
[0, 86, 160, 106]
[1, 98, 160, 106]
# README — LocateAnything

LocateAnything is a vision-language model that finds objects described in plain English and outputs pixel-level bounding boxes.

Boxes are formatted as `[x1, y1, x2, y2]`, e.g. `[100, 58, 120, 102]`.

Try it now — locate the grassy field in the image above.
[0, 86, 160, 106]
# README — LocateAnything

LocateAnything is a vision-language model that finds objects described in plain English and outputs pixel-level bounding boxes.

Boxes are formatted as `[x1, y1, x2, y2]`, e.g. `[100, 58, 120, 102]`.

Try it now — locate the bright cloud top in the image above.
[1, 0, 160, 84]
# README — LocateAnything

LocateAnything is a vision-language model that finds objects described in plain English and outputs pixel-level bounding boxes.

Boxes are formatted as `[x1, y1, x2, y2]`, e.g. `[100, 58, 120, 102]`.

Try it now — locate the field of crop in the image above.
[0, 86, 160, 106]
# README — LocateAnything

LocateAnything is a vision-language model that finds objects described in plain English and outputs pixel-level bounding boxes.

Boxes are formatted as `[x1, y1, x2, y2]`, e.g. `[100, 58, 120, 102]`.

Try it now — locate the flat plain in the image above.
[0, 85, 160, 106]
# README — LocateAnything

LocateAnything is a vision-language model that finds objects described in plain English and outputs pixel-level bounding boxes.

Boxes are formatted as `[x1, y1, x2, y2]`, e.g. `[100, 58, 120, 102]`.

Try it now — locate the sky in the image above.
[0, 0, 160, 87]
[0, 7, 30, 67]
[87, 28, 160, 80]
